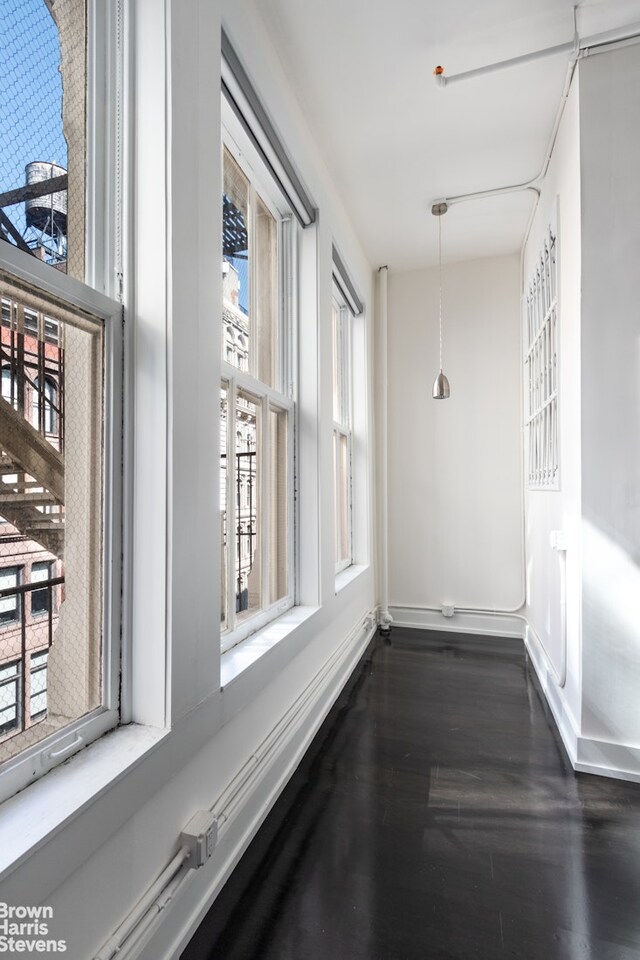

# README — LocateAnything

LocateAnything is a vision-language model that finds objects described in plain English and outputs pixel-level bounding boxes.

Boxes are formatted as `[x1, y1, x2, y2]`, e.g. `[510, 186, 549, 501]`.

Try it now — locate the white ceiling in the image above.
[255, 0, 640, 270]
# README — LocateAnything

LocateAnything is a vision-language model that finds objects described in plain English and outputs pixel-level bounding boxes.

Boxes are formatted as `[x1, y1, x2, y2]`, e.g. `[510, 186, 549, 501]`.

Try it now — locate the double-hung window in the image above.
[220, 140, 295, 650]
[332, 288, 353, 572]
[331, 246, 364, 576]
[0, 0, 122, 801]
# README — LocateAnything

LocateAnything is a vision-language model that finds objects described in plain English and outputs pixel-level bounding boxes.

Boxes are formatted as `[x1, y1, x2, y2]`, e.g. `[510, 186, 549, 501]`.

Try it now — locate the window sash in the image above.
[222, 137, 291, 397]
[332, 287, 354, 572]
[0, 242, 122, 804]
[220, 373, 295, 652]
[220, 129, 296, 652]
[333, 424, 352, 573]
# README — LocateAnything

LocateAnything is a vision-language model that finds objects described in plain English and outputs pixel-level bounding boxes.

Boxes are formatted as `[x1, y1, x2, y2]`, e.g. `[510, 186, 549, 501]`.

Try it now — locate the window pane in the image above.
[0, 0, 87, 278]
[223, 149, 250, 374]
[255, 197, 277, 388]
[235, 391, 261, 621]
[268, 406, 288, 604]
[332, 303, 341, 423]
[220, 383, 228, 631]
[334, 431, 350, 565]
[222, 149, 279, 389]
[0, 273, 104, 760]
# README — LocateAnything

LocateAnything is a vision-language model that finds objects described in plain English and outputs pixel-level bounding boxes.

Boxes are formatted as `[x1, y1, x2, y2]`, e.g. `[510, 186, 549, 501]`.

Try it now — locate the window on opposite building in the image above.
[0, 660, 21, 736]
[30, 561, 53, 618]
[29, 649, 48, 721]
[0, 566, 21, 626]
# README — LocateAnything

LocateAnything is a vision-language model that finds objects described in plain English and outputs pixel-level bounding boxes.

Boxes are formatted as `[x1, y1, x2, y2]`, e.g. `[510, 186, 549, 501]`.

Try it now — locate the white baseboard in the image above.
[388, 605, 524, 639]
[138, 613, 377, 960]
[523, 627, 578, 767]
[392, 610, 640, 785]
[575, 738, 640, 783]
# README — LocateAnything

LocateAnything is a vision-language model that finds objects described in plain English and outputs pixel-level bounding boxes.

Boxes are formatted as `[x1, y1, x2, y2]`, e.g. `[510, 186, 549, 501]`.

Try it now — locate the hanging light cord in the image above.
[438, 213, 443, 371]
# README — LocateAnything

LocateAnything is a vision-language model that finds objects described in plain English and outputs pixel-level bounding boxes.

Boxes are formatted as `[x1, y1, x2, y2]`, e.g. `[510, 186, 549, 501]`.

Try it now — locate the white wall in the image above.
[386, 254, 523, 625]
[0, 0, 378, 956]
[523, 75, 583, 743]
[524, 43, 640, 782]
[579, 44, 640, 760]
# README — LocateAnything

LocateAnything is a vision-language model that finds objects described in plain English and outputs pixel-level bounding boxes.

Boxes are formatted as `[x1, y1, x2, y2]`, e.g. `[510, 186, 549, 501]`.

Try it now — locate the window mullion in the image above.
[250, 183, 258, 378]
[227, 377, 238, 633]
[260, 393, 270, 608]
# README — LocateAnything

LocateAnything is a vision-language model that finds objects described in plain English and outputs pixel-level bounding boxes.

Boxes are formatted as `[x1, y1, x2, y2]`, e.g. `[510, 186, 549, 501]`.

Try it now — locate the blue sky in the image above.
[0, 0, 66, 233]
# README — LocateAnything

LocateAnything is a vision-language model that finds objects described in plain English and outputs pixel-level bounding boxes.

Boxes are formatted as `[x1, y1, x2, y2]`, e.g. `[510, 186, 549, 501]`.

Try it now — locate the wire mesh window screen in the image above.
[525, 225, 558, 489]
[0, 0, 87, 279]
[0, 268, 104, 765]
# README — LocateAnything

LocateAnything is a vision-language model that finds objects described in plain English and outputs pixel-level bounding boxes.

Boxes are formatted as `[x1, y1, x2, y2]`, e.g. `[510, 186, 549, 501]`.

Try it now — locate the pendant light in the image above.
[432, 201, 450, 399]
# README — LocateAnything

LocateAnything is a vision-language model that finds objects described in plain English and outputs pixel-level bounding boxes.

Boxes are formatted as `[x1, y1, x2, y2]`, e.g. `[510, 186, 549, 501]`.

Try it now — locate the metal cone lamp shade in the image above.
[433, 369, 450, 399]
[432, 201, 450, 400]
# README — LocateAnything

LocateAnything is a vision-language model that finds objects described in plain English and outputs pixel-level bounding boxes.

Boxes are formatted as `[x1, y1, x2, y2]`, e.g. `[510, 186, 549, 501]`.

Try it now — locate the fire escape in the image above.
[0, 311, 64, 559]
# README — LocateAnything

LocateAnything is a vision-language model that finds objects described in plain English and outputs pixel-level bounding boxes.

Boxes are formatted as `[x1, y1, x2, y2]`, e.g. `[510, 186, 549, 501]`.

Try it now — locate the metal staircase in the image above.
[0, 312, 65, 560]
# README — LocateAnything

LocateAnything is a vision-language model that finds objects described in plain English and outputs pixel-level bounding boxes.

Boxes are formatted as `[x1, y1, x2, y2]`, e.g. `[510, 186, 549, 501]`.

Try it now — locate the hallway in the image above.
[183, 630, 640, 960]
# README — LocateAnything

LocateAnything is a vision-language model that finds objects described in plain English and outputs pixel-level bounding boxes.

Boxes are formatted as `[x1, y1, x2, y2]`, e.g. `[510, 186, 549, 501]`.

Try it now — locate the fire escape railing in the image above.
[221, 449, 257, 612]
[0, 320, 65, 453]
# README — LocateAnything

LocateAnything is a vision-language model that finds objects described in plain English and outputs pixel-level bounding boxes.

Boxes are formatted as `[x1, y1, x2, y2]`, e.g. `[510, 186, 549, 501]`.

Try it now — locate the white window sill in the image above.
[0, 722, 166, 881]
[221, 605, 320, 688]
[335, 563, 369, 594]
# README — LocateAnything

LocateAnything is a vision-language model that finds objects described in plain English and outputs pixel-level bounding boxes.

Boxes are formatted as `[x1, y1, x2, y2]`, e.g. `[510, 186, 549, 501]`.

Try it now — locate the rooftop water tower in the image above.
[24, 161, 67, 238]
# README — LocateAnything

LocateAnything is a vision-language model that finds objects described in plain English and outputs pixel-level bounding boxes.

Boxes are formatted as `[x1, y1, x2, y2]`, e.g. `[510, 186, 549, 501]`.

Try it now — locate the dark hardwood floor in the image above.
[181, 629, 640, 960]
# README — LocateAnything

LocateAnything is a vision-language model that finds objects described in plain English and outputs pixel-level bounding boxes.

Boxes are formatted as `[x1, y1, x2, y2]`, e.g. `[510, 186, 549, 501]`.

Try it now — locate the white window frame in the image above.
[220, 117, 297, 654]
[332, 286, 353, 574]
[0, 242, 123, 805]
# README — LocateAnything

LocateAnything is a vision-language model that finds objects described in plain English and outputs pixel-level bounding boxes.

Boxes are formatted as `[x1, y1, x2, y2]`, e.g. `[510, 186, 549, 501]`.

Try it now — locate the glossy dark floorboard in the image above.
[182, 630, 640, 960]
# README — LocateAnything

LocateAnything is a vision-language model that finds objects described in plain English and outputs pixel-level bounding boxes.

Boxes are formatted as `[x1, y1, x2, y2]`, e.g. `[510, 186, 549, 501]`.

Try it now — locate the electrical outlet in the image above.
[180, 810, 218, 868]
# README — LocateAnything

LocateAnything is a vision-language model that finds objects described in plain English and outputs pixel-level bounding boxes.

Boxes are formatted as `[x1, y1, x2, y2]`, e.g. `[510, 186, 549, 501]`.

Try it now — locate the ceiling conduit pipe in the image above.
[431, 12, 640, 219]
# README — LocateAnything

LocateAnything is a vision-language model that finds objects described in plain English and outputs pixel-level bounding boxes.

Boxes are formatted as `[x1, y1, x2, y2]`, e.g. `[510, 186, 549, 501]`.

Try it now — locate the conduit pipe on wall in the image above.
[93, 847, 191, 960]
[377, 265, 393, 631]
[526, 535, 568, 688]
[93, 614, 377, 960]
